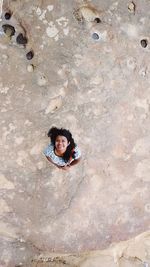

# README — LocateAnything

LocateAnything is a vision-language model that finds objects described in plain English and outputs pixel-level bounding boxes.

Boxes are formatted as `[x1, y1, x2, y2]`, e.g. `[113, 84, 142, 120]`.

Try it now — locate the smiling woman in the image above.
[44, 127, 81, 170]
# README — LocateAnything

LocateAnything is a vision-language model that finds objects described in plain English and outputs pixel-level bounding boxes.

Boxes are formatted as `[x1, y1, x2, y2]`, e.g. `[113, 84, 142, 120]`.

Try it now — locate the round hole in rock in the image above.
[5, 12, 12, 20]
[92, 32, 100, 40]
[2, 24, 15, 37]
[94, 17, 101, 23]
[140, 39, 148, 48]
[26, 50, 34, 60]
[16, 33, 28, 45]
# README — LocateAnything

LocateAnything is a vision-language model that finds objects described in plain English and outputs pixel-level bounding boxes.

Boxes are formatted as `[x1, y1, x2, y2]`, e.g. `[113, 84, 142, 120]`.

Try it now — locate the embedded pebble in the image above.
[37, 75, 47, 86]
[128, 2, 135, 13]
[47, 5, 54, 12]
[46, 25, 59, 38]
[92, 32, 100, 40]
[27, 64, 34, 72]
[79, 6, 99, 22]
[139, 68, 147, 77]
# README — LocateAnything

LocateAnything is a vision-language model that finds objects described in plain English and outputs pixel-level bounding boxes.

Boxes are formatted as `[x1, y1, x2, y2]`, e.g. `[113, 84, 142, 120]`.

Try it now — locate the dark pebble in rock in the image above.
[5, 12, 12, 20]
[94, 17, 101, 23]
[26, 50, 34, 60]
[92, 32, 100, 40]
[16, 33, 28, 45]
[140, 39, 148, 48]
[2, 24, 15, 37]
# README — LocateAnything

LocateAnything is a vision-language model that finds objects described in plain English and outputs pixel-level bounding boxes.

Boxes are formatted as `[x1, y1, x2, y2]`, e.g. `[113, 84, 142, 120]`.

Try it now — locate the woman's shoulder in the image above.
[44, 143, 54, 156]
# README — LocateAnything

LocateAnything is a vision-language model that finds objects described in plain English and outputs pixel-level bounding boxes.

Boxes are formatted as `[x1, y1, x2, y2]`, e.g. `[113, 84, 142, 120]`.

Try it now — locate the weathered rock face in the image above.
[0, 0, 150, 266]
[31, 231, 150, 267]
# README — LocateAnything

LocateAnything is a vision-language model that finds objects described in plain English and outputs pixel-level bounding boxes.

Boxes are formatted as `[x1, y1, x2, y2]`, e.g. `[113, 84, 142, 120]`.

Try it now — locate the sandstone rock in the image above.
[1, 0, 150, 265]
[74, 5, 101, 24]
[45, 96, 62, 114]
[37, 74, 47, 86]
[128, 2, 136, 13]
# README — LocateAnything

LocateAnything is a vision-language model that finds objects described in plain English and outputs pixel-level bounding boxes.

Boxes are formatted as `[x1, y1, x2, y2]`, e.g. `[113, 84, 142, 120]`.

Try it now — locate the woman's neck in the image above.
[54, 148, 65, 157]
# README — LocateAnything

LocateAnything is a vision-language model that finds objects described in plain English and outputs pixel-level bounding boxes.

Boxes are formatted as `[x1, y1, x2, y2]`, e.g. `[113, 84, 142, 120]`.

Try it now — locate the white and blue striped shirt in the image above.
[44, 143, 81, 166]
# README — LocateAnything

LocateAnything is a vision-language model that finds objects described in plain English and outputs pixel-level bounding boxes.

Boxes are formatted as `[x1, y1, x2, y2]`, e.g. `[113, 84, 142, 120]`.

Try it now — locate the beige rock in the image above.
[0, 173, 14, 189]
[37, 74, 47, 86]
[79, 6, 99, 22]
[45, 96, 62, 114]
[74, 5, 100, 23]
[27, 64, 34, 72]
[1, 0, 150, 264]
[128, 2, 136, 13]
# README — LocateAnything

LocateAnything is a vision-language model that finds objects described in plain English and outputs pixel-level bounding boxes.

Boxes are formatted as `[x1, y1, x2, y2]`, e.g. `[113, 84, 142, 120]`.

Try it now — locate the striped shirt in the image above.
[44, 143, 81, 166]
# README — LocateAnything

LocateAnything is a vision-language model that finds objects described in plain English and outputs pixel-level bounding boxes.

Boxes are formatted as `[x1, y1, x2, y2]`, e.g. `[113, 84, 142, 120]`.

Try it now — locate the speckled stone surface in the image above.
[0, 0, 150, 266]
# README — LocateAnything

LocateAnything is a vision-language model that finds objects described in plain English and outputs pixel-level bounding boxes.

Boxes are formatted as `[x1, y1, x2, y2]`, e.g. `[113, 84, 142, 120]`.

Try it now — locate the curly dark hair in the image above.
[47, 127, 76, 162]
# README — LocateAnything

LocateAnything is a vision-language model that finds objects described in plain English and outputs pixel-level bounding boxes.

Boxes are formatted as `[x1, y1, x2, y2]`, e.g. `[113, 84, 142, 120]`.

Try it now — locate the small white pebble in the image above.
[47, 5, 54, 12]
[37, 75, 47, 86]
[128, 2, 135, 12]
[27, 64, 34, 72]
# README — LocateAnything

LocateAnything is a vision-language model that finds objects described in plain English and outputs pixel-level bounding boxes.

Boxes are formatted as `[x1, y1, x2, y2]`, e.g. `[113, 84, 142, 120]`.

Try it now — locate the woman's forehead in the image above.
[56, 135, 68, 140]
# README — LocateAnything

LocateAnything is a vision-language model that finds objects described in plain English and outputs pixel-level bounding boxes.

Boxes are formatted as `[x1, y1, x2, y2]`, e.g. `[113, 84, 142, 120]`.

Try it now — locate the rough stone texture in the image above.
[27, 232, 150, 267]
[0, 0, 150, 266]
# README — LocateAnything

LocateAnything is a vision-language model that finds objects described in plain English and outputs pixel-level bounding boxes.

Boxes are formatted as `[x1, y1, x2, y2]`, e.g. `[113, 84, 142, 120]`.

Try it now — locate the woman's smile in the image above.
[55, 135, 69, 154]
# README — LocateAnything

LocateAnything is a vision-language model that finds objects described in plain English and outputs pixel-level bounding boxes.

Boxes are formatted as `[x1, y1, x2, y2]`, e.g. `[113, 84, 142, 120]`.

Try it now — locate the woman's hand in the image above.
[57, 164, 71, 170]
[59, 165, 70, 170]
[59, 158, 81, 170]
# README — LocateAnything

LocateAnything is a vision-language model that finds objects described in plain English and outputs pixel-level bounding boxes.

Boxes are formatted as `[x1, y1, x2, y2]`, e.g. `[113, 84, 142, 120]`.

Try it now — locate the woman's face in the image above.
[55, 135, 69, 153]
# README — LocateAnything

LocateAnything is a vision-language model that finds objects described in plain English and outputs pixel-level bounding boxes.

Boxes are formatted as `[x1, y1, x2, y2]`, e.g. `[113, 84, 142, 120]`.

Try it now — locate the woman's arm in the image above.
[46, 156, 81, 170]
[58, 158, 81, 170]
[69, 157, 81, 166]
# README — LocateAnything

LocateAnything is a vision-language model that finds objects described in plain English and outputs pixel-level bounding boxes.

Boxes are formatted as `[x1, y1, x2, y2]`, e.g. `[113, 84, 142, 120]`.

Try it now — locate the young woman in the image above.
[44, 127, 81, 170]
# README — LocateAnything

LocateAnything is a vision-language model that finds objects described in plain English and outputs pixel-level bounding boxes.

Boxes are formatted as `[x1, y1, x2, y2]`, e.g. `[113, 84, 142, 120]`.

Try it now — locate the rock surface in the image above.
[0, 0, 150, 266]
[32, 231, 150, 267]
